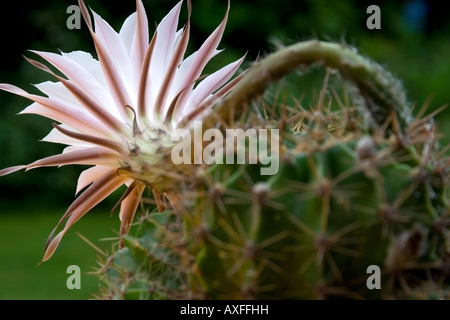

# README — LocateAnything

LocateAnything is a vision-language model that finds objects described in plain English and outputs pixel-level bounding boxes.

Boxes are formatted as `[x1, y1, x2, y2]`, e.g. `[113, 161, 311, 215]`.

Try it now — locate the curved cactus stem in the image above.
[206, 40, 412, 132]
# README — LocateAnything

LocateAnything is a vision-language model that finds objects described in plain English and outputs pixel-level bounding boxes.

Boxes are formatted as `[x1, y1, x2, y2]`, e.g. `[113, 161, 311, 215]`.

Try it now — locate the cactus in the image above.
[0, 0, 445, 300]
[98, 41, 449, 300]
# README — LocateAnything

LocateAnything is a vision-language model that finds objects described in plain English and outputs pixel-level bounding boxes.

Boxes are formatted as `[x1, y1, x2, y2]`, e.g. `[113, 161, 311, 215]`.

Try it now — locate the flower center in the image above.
[124, 122, 194, 192]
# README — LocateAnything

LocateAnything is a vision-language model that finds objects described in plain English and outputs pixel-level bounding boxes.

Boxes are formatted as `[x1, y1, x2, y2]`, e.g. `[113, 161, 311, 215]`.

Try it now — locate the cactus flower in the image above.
[0, 0, 245, 261]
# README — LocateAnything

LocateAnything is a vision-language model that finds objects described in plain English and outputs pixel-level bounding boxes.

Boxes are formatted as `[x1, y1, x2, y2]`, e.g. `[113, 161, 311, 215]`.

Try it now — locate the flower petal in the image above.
[0, 165, 27, 177]
[173, 2, 230, 112]
[149, 1, 183, 95]
[181, 54, 245, 119]
[43, 126, 92, 147]
[78, 0, 133, 116]
[131, 0, 149, 72]
[92, 11, 136, 105]
[76, 165, 113, 194]
[25, 147, 120, 170]
[24, 57, 124, 134]
[118, 182, 145, 247]
[51, 123, 126, 154]
[137, 32, 157, 120]
[119, 13, 136, 57]
[42, 168, 126, 261]
[30, 50, 121, 119]
[154, 18, 190, 118]
[178, 64, 251, 127]
[0, 84, 110, 137]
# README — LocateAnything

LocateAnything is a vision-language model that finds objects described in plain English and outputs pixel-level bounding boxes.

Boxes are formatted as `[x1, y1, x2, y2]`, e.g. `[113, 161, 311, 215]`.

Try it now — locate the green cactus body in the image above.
[99, 41, 449, 300]
[191, 145, 443, 299]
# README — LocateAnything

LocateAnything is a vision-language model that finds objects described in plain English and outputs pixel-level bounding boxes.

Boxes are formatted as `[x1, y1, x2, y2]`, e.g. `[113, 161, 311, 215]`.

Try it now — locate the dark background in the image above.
[0, 0, 448, 209]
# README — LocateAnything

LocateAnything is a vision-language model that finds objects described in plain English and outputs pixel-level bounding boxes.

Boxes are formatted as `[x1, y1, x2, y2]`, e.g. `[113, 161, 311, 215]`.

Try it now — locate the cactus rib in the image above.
[206, 40, 411, 131]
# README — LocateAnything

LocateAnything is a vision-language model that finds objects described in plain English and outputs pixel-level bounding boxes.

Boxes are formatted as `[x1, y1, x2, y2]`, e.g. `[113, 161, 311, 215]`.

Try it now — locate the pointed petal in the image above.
[137, 31, 157, 120]
[118, 183, 145, 247]
[119, 13, 136, 56]
[154, 20, 190, 117]
[131, 0, 149, 70]
[0, 165, 26, 177]
[42, 232, 64, 262]
[165, 74, 205, 126]
[182, 55, 245, 117]
[0, 84, 110, 137]
[177, 64, 250, 127]
[25, 147, 120, 170]
[61, 145, 90, 153]
[42, 125, 97, 145]
[174, 2, 230, 111]
[92, 11, 131, 69]
[34, 80, 112, 120]
[91, 38, 132, 116]
[30, 50, 121, 119]
[42, 169, 126, 261]
[79, 0, 133, 116]
[42, 126, 85, 146]
[24, 57, 124, 134]
[51, 123, 125, 154]
[92, 11, 135, 104]
[119, 182, 144, 222]
[61, 51, 107, 85]
[21, 102, 107, 138]
[110, 181, 138, 215]
[164, 86, 186, 126]
[149, 1, 183, 86]
[78, 0, 92, 29]
[76, 165, 112, 194]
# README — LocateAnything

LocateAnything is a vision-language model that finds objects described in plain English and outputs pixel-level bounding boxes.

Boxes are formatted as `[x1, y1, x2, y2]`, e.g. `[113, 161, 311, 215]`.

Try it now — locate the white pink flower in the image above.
[0, 0, 246, 261]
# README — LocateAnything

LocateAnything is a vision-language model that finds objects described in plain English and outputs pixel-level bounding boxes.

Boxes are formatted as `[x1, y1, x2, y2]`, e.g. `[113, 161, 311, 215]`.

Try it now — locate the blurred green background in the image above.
[0, 0, 448, 299]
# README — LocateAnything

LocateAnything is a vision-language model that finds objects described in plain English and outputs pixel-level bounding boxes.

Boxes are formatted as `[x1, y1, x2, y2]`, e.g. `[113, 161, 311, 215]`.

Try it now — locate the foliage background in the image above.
[0, 0, 448, 299]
